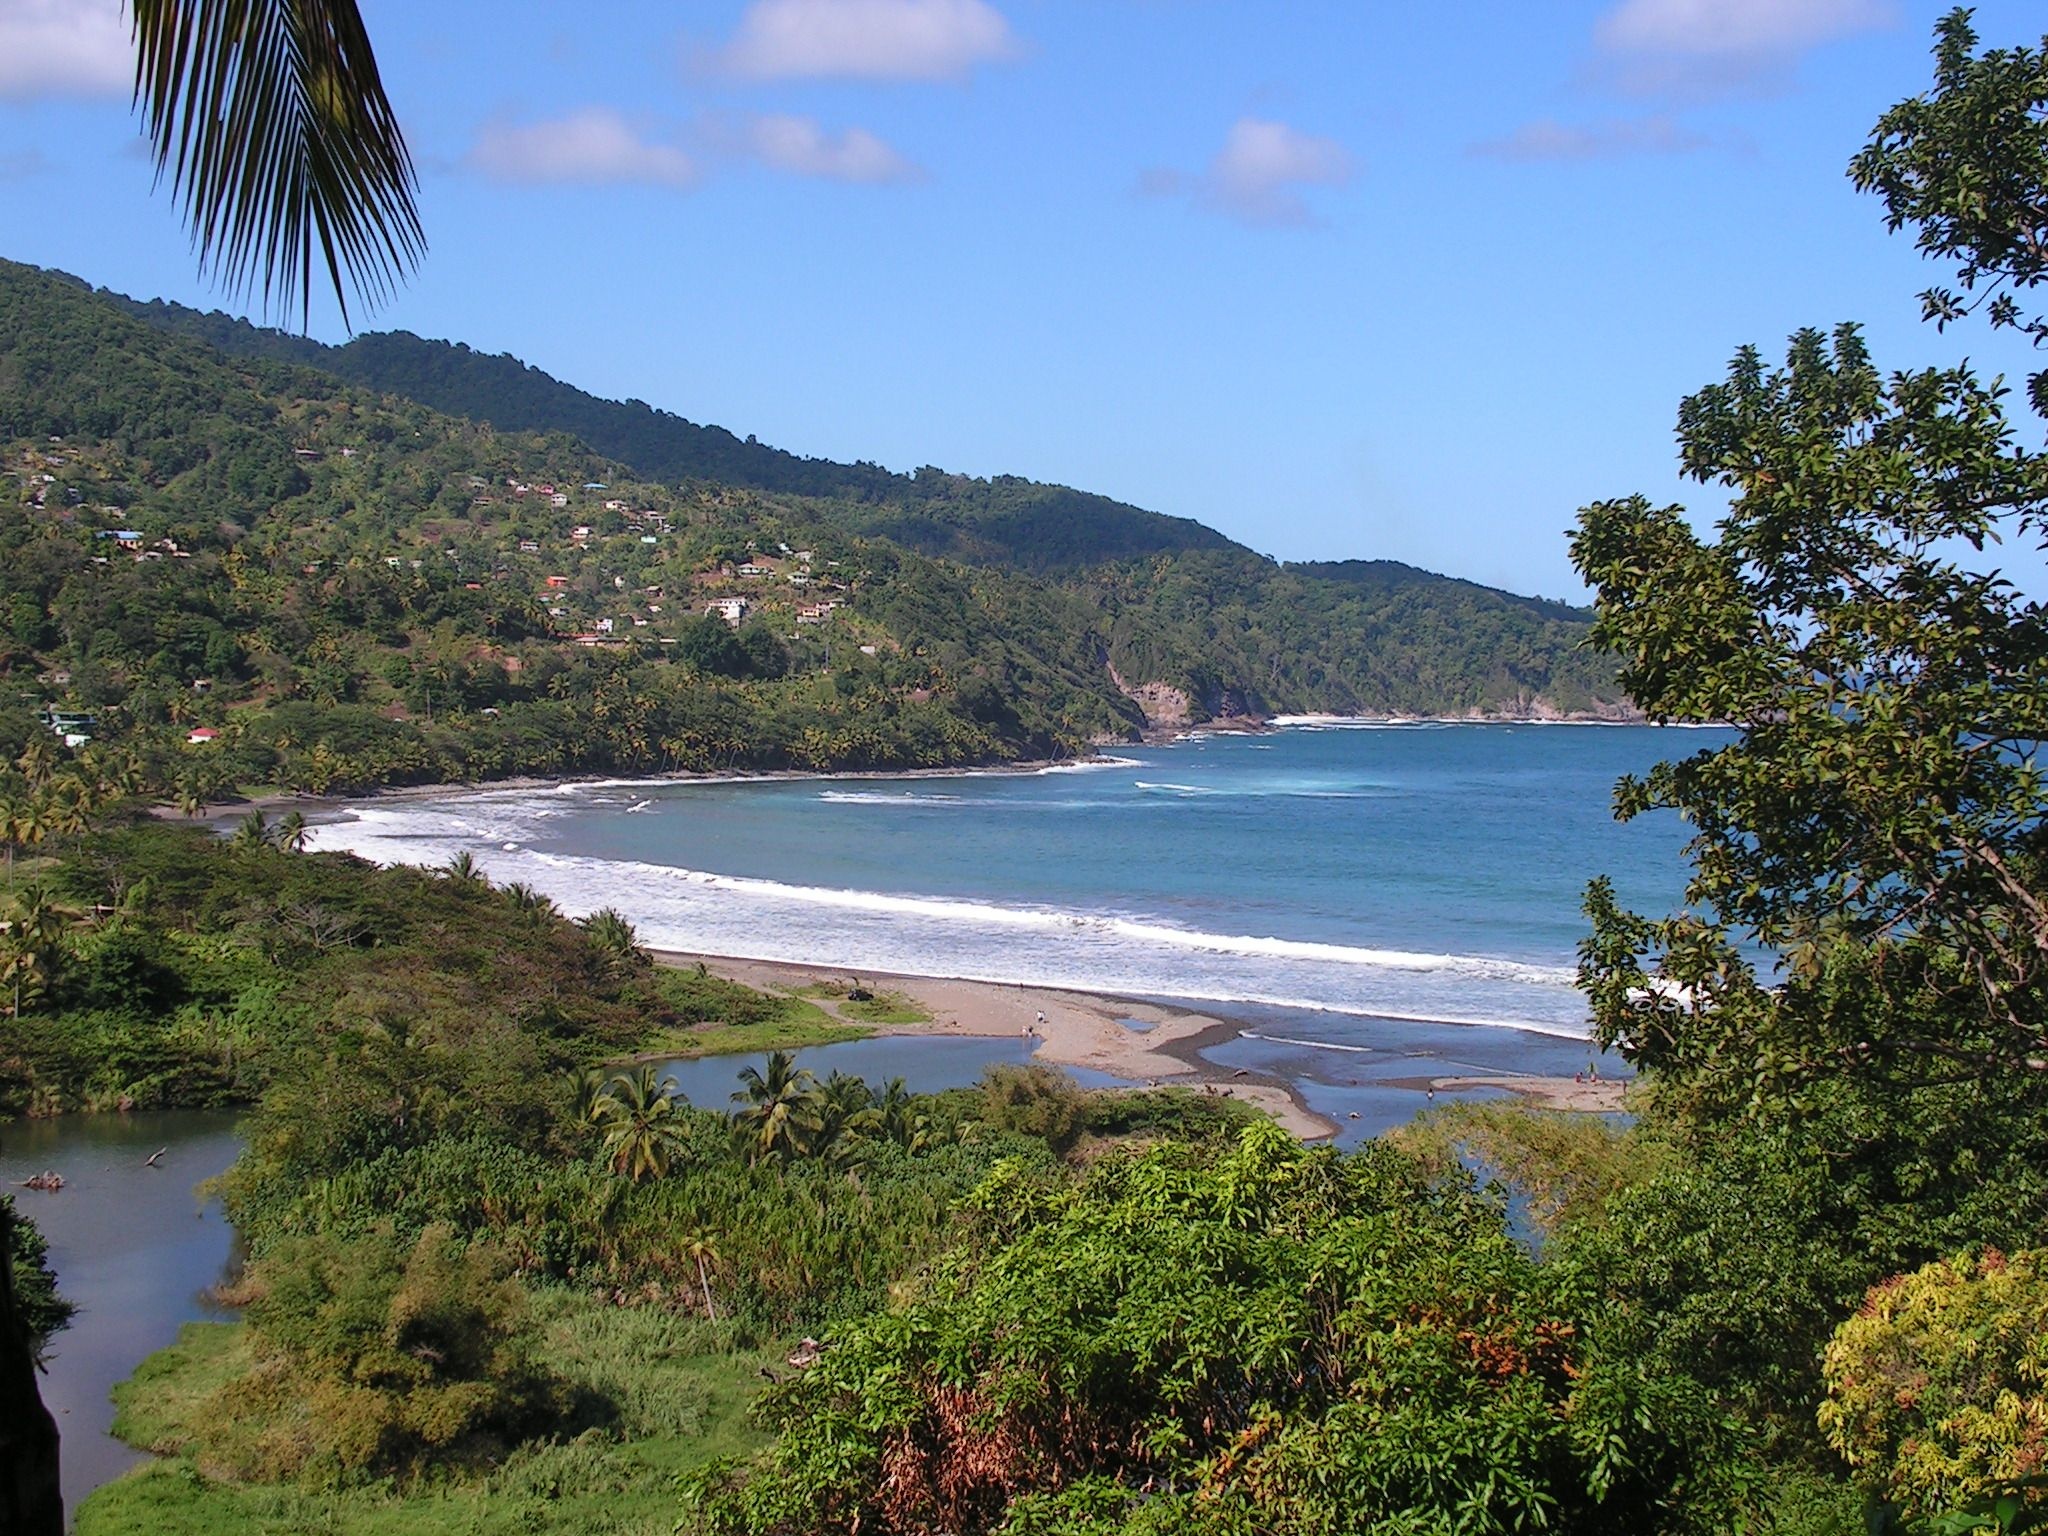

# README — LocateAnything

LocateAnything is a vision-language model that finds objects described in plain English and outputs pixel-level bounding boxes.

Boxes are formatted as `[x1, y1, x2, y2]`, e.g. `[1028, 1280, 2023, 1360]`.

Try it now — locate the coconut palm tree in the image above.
[502, 882, 557, 921]
[680, 1229, 722, 1321]
[129, 0, 422, 330]
[13, 739, 55, 791]
[1, 887, 67, 1018]
[577, 907, 643, 973]
[566, 1066, 612, 1128]
[593, 1065, 689, 1183]
[444, 849, 485, 886]
[272, 809, 310, 852]
[0, 798, 41, 885]
[731, 1052, 826, 1165]
[231, 810, 272, 851]
[870, 1077, 930, 1153]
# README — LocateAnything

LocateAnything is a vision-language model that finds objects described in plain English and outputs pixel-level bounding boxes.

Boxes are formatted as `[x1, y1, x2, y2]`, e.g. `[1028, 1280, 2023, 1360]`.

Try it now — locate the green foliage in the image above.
[1851, 10, 2048, 416]
[85, 1295, 779, 1536]
[1, 1195, 71, 1342]
[1820, 1249, 2048, 1518]
[1556, 22, 2048, 1526]
[192, 1223, 571, 1484]
[1391, 1100, 1655, 1237]
[1572, 324, 2047, 1117]
[593, 1065, 690, 1182]
[976, 1062, 1088, 1153]
[0, 254, 1620, 809]
[686, 1124, 1735, 1536]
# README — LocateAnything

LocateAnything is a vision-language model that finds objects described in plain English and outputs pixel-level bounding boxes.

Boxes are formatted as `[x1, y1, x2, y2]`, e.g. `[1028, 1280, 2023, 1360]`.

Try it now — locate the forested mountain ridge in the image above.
[107, 289, 1248, 573]
[0, 256, 1628, 799]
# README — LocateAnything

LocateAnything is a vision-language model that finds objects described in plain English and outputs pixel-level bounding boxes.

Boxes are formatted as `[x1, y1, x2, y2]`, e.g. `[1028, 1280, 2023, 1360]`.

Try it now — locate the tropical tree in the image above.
[731, 1052, 825, 1165]
[128, 0, 422, 329]
[0, 887, 67, 1018]
[501, 882, 557, 921]
[681, 1229, 723, 1321]
[686, 1123, 1734, 1535]
[444, 849, 485, 886]
[1851, 10, 2048, 417]
[868, 1077, 929, 1152]
[272, 809, 311, 853]
[577, 907, 644, 974]
[231, 810, 272, 851]
[566, 1066, 613, 1128]
[0, 798, 43, 884]
[1569, 15, 2048, 1131]
[594, 1066, 690, 1183]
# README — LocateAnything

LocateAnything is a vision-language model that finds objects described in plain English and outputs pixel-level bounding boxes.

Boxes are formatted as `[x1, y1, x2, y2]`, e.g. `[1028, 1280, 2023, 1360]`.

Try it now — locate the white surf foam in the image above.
[306, 803, 1591, 1038]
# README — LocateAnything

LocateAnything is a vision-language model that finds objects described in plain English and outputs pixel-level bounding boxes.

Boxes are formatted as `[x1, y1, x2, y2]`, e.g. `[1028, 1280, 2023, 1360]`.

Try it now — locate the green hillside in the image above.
[0, 257, 1628, 800]
[110, 294, 1246, 572]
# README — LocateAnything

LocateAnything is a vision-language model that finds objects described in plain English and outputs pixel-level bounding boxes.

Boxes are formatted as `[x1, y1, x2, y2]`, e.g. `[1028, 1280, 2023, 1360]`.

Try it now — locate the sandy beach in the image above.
[655, 951, 1628, 1140]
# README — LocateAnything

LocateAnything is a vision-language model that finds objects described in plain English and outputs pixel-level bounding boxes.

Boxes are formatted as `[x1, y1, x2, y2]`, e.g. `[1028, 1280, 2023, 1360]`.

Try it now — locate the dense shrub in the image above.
[1820, 1249, 2048, 1518]
[193, 1224, 574, 1484]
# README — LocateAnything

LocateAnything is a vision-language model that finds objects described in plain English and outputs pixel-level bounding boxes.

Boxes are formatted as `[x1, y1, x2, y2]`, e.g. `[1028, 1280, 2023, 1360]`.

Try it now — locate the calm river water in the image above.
[0, 1110, 242, 1520]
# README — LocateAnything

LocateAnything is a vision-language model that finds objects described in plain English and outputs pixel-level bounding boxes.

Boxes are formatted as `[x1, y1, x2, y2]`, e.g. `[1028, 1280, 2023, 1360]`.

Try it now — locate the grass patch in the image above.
[108, 1321, 251, 1456]
[638, 1010, 872, 1061]
[78, 1289, 780, 1536]
[798, 982, 932, 1026]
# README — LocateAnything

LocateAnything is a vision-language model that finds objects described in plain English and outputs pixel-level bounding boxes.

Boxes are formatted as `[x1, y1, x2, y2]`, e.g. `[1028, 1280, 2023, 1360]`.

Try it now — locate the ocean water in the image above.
[307, 722, 1724, 1046]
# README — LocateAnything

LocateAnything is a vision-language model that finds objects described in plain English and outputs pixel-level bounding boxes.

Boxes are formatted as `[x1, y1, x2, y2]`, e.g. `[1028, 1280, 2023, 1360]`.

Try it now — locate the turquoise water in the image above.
[314, 722, 1723, 1041]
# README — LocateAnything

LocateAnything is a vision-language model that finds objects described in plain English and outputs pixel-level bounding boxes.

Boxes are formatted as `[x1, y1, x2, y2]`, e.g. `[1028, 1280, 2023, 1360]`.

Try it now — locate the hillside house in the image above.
[706, 597, 749, 627]
[545, 575, 571, 589]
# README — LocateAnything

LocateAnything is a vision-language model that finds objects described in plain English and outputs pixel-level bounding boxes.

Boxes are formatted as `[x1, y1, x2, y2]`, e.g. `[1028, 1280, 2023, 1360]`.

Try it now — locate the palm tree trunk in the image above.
[697, 1255, 717, 1321]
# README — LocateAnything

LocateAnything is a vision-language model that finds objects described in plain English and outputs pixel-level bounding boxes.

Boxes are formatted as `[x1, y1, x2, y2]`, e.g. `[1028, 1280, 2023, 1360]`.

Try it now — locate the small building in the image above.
[518, 540, 540, 554]
[737, 562, 770, 578]
[186, 727, 219, 746]
[545, 575, 571, 589]
[705, 596, 749, 627]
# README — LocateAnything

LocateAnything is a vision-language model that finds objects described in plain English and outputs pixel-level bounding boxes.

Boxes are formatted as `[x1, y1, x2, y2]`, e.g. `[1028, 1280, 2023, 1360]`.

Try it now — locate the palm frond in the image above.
[130, 0, 424, 329]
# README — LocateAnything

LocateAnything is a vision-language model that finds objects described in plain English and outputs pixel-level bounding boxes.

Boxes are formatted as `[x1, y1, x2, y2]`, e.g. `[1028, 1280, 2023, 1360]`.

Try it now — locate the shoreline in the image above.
[655, 948, 1338, 1139]
[649, 950, 1630, 1140]
[164, 712, 1671, 828]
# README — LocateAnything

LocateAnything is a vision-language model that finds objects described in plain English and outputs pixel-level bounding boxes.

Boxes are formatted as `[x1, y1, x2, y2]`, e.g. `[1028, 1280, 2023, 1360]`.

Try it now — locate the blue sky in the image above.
[1, 0, 2043, 599]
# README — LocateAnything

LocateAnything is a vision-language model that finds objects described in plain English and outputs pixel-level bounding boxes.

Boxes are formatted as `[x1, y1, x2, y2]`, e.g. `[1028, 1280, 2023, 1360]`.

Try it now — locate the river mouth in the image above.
[1, 1109, 243, 1519]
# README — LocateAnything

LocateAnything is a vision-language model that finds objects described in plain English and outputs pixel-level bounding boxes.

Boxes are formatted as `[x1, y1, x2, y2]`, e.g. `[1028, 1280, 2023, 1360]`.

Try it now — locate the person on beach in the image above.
[1035, 1010, 1046, 1034]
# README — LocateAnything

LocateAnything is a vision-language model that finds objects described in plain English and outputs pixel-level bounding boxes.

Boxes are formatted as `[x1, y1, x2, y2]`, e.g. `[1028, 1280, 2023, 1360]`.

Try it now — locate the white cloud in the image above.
[1470, 114, 1712, 162]
[1144, 117, 1354, 228]
[466, 110, 698, 189]
[0, 0, 130, 100]
[1595, 0, 1893, 58]
[738, 114, 919, 183]
[717, 0, 1020, 82]
[1590, 0, 1895, 95]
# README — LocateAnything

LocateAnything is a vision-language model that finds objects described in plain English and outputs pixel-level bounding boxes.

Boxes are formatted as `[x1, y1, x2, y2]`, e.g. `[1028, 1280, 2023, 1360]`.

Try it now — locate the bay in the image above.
[310, 722, 1724, 1042]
